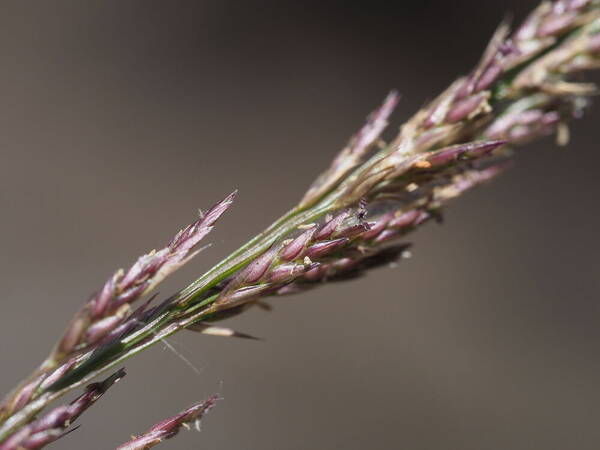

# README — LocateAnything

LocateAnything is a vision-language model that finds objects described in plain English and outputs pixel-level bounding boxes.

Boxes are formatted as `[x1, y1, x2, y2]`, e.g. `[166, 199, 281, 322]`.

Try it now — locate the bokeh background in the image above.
[1, 1, 600, 449]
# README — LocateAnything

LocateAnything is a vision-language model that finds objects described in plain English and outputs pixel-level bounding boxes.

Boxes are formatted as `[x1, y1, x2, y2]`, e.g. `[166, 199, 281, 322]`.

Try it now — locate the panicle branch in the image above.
[0, 193, 235, 428]
[54, 191, 236, 363]
[300, 91, 401, 207]
[0, 369, 125, 450]
[116, 395, 219, 450]
[201, 160, 508, 318]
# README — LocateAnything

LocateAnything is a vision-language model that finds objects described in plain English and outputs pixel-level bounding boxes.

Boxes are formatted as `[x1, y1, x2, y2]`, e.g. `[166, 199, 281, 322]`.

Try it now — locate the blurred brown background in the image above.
[1, 1, 600, 449]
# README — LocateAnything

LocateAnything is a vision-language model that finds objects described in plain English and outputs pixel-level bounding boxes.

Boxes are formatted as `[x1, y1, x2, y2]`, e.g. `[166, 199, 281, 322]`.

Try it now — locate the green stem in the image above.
[174, 191, 348, 308]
